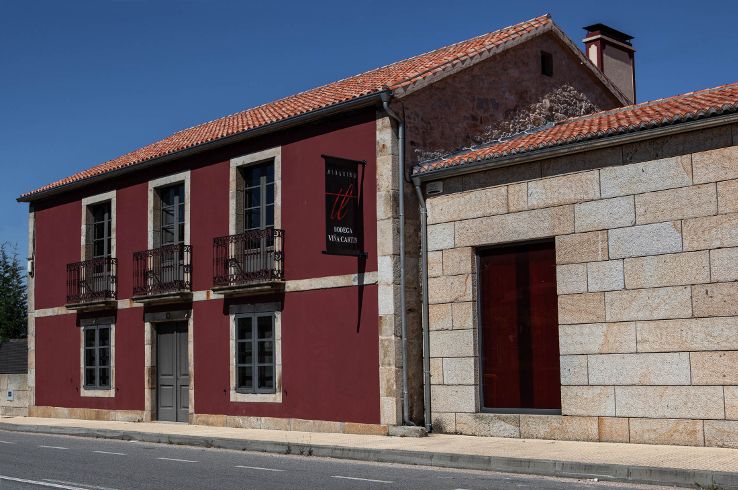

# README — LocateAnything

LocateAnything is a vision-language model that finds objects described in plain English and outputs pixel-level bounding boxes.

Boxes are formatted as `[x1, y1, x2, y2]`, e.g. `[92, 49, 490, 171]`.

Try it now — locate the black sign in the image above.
[324, 156, 365, 256]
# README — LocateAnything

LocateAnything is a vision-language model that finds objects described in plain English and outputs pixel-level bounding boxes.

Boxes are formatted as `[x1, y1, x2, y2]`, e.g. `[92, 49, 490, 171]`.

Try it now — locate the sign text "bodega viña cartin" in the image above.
[323, 155, 366, 257]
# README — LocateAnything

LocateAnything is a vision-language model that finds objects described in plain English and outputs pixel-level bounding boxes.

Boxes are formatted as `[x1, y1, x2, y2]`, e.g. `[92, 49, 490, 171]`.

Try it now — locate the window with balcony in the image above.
[67, 199, 117, 306]
[214, 160, 283, 292]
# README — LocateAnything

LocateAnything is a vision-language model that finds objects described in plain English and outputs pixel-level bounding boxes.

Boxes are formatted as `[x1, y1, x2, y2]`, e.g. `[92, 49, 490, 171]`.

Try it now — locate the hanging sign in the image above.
[323, 155, 366, 256]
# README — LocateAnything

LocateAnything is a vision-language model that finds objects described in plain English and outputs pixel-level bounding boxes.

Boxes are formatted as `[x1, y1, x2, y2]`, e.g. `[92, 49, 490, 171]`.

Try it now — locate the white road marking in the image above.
[39, 445, 68, 450]
[331, 475, 393, 484]
[0, 440, 15, 444]
[235, 465, 285, 472]
[93, 450, 126, 456]
[0, 475, 87, 489]
[157, 457, 197, 463]
[44, 479, 119, 490]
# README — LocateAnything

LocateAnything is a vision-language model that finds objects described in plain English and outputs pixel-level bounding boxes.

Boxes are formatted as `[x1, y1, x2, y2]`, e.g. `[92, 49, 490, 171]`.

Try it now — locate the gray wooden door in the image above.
[156, 322, 189, 422]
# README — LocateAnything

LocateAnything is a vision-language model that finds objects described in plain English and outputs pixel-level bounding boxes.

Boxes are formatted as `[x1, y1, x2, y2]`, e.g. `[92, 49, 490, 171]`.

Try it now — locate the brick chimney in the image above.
[583, 23, 636, 103]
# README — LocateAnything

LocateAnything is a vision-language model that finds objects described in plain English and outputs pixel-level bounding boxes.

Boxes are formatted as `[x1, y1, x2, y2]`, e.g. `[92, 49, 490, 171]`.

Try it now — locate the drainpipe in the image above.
[380, 92, 414, 426]
[413, 178, 432, 432]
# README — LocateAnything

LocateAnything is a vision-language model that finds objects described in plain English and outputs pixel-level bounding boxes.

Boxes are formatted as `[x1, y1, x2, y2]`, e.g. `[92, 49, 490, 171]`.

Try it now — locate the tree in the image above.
[0, 243, 27, 340]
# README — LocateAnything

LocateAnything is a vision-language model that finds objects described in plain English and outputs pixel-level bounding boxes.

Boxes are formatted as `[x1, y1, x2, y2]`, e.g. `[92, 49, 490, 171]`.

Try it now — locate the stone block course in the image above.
[574, 196, 635, 233]
[587, 260, 624, 292]
[608, 221, 683, 259]
[507, 183, 528, 213]
[725, 387, 738, 420]
[629, 418, 705, 446]
[442, 247, 474, 276]
[588, 352, 691, 385]
[427, 186, 507, 224]
[710, 247, 738, 282]
[519, 415, 599, 442]
[455, 205, 574, 248]
[615, 386, 725, 419]
[556, 231, 608, 264]
[443, 357, 475, 385]
[636, 317, 738, 352]
[692, 145, 738, 184]
[556, 263, 587, 295]
[600, 156, 692, 198]
[635, 183, 717, 225]
[558, 292, 605, 324]
[704, 420, 738, 448]
[527, 171, 600, 209]
[455, 413, 520, 438]
[428, 251, 442, 277]
[690, 351, 738, 385]
[560, 355, 588, 385]
[605, 286, 692, 322]
[427, 222, 454, 251]
[561, 386, 615, 416]
[683, 213, 738, 251]
[431, 385, 476, 413]
[598, 417, 630, 443]
[717, 179, 738, 214]
[623, 251, 710, 289]
[693, 282, 738, 317]
[452, 302, 474, 329]
[429, 329, 474, 358]
[559, 322, 636, 355]
[428, 274, 473, 304]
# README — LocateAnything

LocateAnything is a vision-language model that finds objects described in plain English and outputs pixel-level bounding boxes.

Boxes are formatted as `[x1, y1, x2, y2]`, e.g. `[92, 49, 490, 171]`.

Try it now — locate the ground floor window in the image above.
[83, 324, 111, 389]
[235, 313, 275, 394]
[478, 240, 560, 411]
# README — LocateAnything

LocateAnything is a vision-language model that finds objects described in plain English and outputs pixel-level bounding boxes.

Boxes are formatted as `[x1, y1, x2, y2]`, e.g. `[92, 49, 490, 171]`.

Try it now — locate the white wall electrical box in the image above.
[6, 390, 13, 401]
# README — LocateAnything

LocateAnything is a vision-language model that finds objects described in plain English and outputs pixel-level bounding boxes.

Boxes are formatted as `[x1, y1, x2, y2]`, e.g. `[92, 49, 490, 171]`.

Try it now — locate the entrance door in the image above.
[156, 322, 189, 422]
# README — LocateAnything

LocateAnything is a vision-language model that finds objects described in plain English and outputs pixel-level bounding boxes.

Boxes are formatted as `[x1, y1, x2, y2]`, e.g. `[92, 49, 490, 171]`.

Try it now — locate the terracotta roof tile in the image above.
[21, 15, 553, 200]
[414, 82, 738, 176]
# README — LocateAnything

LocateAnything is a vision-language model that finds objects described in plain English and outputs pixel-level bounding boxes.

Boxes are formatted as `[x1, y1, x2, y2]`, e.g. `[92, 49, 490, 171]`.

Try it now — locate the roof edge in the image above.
[18, 91, 388, 203]
[413, 111, 738, 182]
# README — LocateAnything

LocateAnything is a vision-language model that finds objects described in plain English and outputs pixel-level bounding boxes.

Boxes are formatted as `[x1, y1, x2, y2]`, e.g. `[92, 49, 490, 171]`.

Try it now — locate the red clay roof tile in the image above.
[21, 15, 554, 200]
[413, 82, 738, 176]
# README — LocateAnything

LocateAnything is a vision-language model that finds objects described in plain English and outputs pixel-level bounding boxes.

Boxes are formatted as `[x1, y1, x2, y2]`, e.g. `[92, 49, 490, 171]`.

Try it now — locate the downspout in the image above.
[380, 92, 414, 426]
[413, 177, 432, 431]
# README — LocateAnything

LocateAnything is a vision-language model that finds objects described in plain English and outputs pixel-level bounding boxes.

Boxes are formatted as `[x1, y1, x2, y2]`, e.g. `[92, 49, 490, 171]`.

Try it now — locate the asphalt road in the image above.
[0, 429, 668, 490]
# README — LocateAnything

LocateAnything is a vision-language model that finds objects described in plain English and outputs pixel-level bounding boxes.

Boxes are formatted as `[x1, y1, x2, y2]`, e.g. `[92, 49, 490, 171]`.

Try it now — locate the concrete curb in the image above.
[1, 422, 736, 489]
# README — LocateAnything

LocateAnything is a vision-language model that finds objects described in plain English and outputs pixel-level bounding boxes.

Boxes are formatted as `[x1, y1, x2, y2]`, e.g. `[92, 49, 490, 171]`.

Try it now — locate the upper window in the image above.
[237, 162, 274, 232]
[158, 183, 185, 246]
[84, 324, 111, 390]
[541, 51, 553, 77]
[235, 313, 275, 394]
[86, 201, 112, 260]
[478, 241, 560, 412]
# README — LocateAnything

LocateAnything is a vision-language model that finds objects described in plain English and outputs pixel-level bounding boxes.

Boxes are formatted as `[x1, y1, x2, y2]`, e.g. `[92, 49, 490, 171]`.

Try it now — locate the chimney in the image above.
[583, 23, 636, 103]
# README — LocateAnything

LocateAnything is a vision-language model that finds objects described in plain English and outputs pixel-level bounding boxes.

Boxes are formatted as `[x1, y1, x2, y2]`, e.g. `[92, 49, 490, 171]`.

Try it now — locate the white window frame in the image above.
[148, 171, 191, 249]
[229, 147, 281, 235]
[229, 302, 282, 403]
[80, 322, 115, 397]
[80, 190, 116, 260]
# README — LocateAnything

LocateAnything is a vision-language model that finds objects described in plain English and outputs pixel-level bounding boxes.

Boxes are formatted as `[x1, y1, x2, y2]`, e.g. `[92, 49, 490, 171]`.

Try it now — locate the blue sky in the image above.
[2, 0, 737, 255]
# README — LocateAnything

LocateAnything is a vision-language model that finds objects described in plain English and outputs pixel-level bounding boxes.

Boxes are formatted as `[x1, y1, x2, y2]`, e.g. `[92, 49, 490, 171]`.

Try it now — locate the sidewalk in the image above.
[1, 417, 737, 488]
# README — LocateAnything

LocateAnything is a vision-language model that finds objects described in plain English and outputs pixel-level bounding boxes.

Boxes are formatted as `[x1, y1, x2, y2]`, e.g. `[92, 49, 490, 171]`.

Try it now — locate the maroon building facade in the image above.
[19, 15, 626, 433]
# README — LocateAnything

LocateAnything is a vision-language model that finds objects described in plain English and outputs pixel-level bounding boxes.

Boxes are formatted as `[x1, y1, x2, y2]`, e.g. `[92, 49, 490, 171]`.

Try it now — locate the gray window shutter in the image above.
[235, 168, 245, 234]
[84, 205, 94, 260]
[152, 188, 162, 248]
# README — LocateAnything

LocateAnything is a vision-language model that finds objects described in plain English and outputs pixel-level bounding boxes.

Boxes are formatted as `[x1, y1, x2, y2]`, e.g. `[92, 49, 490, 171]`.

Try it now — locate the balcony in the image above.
[212, 228, 284, 295]
[132, 244, 192, 302]
[66, 257, 117, 310]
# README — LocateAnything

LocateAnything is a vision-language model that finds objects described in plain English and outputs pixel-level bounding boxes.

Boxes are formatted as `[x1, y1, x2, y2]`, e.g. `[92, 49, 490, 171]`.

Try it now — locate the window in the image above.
[235, 313, 275, 394]
[541, 51, 553, 77]
[88, 202, 112, 260]
[237, 162, 274, 233]
[83, 325, 111, 389]
[478, 241, 560, 411]
[158, 183, 185, 246]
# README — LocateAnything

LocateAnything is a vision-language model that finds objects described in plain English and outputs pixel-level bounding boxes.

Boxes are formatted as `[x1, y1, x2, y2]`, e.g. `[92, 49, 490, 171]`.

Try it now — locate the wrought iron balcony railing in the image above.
[133, 244, 192, 298]
[213, 228, 284, 290]
[66, 257, 117, 306]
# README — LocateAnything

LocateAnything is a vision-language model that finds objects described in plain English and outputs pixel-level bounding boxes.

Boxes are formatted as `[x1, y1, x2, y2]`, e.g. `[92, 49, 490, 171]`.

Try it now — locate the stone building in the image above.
[412, 82, 738, 447]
